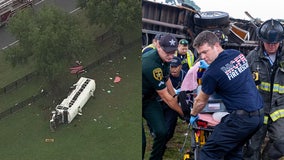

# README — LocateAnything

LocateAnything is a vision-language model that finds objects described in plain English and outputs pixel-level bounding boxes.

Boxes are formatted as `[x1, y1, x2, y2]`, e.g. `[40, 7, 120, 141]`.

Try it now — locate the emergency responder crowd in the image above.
[142, 18, 284, 160]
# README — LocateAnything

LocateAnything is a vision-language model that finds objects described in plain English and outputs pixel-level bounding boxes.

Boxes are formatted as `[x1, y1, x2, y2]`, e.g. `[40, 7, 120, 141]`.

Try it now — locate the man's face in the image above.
[157, 45, 175, 63]
[196, 43, 219, 64]
[170, 65, 182, 77]
[263, 42, 280, 54]
[178, 44, 188, 55]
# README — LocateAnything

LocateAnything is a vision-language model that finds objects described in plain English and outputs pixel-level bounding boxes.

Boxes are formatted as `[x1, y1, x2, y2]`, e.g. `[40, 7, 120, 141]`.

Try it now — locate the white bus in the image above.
[50, 77, 96, 131]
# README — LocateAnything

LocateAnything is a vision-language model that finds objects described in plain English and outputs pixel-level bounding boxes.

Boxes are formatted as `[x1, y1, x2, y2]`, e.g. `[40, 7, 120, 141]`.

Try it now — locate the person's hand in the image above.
[175, 88, 181, 94]
[190, 114, 199, 125]
[199, 60, 209, 69]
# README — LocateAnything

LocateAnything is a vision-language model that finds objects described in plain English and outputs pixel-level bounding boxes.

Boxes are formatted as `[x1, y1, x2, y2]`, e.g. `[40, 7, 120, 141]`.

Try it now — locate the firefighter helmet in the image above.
[213, 30, 228, 45]
[257, 19, 284, 43]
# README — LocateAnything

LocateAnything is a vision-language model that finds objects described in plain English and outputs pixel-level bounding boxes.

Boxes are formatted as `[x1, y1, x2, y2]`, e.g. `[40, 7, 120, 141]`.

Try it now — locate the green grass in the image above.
[0, 76, 46, 112]
[0, 52, 35, 87]
[0, 39, 141, 160]
[144, 119, 192, 160]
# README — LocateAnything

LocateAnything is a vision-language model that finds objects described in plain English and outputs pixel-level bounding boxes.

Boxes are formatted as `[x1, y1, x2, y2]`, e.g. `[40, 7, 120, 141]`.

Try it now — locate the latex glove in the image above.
[190, 114, 199, 125]
[175, 88, 181, 94]
[199, 60, 209, 69]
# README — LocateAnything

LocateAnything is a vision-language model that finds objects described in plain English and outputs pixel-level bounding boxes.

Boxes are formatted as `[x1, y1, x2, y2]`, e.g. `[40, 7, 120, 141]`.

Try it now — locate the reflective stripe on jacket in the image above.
[175, 50, 195, 68]
[246, 47, 284, 123]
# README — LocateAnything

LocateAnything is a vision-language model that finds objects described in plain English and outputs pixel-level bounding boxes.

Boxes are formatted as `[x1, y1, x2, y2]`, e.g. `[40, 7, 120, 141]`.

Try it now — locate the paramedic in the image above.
[243, 19, 284, 160]
[189, 30, 264, 159]
[142, 34, 184, 160]
[162, 56, 186, 144]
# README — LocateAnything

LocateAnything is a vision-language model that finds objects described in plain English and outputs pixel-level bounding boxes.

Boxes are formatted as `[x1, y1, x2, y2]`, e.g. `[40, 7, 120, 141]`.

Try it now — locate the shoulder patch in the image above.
[153, 68, 163, 81]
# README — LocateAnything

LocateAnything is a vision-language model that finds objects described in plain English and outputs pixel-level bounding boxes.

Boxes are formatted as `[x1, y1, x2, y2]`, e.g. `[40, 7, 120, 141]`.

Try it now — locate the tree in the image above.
[78, 0, 141, 44]
[5, 5, 92, 81]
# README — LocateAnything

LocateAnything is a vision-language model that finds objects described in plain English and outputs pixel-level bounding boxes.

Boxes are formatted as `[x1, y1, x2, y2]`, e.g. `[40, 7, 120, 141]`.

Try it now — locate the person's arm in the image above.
[157, 88, 184, 116]
[190, 90, 210, 116]
[166, 78, 176, 96]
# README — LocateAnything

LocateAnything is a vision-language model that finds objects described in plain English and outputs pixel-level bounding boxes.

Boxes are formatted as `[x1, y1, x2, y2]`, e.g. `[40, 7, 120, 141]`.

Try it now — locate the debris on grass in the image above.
[45, 138, 54, 143]
[113, 76, 121, 83]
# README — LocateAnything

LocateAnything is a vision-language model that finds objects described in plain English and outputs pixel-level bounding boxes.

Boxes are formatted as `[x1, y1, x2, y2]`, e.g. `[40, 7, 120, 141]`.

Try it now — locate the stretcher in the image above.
[183, 112, 228, 160]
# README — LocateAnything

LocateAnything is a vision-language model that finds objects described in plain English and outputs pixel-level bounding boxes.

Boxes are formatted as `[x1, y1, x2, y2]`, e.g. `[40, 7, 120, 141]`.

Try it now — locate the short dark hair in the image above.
[193, 30, 220, 49]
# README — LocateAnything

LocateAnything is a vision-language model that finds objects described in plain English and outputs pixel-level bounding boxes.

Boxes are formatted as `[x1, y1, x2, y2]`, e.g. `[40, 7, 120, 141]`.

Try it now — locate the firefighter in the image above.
[189, 30, 264, 159]
[174, 39, 195, 73]
[243, 19, 284, 160]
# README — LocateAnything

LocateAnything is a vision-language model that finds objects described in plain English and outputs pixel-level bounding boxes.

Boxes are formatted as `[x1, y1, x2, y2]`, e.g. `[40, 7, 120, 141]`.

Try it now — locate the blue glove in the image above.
[190, 115, 199, 125]
[199, 60, 209, 69]
[175, 88, 181, 94]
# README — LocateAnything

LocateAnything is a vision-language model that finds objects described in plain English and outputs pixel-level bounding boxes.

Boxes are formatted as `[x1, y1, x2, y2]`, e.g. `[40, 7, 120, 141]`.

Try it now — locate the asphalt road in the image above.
[0, 0, 79, 50]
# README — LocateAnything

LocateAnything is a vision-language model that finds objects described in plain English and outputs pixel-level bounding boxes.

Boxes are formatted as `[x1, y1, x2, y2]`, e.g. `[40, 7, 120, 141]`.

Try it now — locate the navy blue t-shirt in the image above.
[201, 49, 263, 112]
[170, 69, 186, 90]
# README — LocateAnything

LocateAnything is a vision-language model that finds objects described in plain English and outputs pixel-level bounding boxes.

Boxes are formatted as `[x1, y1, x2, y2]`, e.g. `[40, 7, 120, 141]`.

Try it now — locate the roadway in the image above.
[0, 0, 79, 50]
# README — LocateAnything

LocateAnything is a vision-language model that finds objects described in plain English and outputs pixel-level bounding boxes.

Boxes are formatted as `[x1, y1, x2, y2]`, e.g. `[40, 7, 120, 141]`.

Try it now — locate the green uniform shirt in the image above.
[142, 49, 170, 99]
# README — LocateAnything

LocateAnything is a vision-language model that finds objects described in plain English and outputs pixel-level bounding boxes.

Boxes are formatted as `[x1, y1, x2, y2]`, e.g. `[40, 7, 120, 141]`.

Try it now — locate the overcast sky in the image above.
[193, 0, 284, 21]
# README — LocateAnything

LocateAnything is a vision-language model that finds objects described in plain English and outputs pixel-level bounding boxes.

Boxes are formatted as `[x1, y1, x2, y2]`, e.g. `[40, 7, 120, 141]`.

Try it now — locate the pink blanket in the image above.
[181, 61, 200, 91]
[198, 113, 219, 126]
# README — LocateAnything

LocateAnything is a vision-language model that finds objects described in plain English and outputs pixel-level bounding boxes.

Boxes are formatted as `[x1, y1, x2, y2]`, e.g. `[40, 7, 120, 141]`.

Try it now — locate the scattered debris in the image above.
[45, 138, 54, 143]
[113, 76, 121, 83]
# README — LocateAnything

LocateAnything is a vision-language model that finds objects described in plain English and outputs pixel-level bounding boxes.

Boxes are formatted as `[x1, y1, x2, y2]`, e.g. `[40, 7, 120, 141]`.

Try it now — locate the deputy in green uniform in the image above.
[142, 34, 184, 160]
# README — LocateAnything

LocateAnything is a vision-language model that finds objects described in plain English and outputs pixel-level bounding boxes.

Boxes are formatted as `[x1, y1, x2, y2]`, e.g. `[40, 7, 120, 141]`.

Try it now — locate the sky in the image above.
[193, 0, 284, 21]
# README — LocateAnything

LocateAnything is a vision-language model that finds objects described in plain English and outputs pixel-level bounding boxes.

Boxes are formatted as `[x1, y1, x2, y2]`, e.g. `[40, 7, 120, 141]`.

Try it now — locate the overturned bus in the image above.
[50, 77, 96, 131]
[142, 0, 262, 55]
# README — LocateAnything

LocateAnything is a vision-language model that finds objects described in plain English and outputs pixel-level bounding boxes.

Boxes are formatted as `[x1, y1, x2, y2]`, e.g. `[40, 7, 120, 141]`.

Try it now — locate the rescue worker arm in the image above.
[156, 88, 184, 116]
[190, 90, 209, 116]
[166, 78, 176, 96]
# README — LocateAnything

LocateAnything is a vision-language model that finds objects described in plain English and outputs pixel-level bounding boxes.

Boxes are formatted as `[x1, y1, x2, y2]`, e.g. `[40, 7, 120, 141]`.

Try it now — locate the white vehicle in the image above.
[50, 77, 96, 131]
[0, 0, 33, 27]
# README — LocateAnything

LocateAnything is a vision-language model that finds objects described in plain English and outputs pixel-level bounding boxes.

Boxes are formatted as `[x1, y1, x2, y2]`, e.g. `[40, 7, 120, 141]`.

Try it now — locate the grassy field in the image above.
[0, 38, 141, 159]
[144, 119, 192, 160]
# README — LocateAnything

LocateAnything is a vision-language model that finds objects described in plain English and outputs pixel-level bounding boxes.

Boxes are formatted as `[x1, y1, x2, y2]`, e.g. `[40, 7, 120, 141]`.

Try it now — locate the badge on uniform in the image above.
[252, 71, 260, 85]
[153, 68, 163, 81]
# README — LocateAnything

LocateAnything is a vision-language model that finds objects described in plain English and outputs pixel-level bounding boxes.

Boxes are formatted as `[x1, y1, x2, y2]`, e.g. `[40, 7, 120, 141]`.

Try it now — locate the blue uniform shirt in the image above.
[201, 49, 263, 112]
[170, 69, 186, 90]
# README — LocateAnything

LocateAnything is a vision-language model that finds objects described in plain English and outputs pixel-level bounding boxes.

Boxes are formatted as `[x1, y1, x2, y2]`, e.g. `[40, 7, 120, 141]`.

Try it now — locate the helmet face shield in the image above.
[258, 19, 284, 43]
